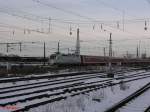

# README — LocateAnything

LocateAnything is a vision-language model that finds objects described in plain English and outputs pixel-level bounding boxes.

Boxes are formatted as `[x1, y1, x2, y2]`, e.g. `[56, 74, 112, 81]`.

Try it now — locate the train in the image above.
[49, 53, 150, 66]
[49, 53, 122, 66]
[0, 54, 149, 66]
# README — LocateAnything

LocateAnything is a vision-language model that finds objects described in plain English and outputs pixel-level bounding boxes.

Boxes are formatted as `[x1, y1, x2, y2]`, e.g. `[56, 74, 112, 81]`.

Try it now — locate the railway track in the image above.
[11, 75, 150, 112]
[0, 70, 148, 99]
[0, 73, 106, 94]
[0, 69, 145, 91]
[0, 69, 144, 95]
[0, 71, 105, 83]
[0, 70, 150, 112]
[0, 67, 139, 84]
[145, 106, 150, 112]
[104, 82, 150, 112]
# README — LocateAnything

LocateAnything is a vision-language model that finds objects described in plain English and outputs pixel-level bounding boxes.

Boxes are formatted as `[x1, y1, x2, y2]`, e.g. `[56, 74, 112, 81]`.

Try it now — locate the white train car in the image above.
[49, 53, 81, 65]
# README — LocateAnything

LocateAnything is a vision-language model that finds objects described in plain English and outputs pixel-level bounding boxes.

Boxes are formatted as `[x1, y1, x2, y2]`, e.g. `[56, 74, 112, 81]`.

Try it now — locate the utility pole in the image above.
[103, 47, 106, 57]
[57, 41, 60, 54]
[6, 43, 9, 53]
[43, 42, 46, 65]
[19, 42, 22, 52]
[68, 48, 70, 54]
[108, 33, 114, 77]
[75, 28, 80, 56]
[145, 48, 147, 58]
[109, 33, 112, 57]
[136, 45, 139, 58]
[126, 51, 128, 58]
[139, 40, 141, 58]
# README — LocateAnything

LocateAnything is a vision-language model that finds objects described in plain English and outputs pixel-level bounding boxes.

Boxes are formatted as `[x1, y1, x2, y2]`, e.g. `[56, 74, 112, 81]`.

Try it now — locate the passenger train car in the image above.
[49, 53, 123, 65]
[49, 53, 150, 66]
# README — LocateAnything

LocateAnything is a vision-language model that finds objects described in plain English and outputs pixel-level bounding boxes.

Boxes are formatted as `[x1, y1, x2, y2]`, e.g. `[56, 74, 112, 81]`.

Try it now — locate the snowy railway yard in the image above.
[0, 69, 150, 112]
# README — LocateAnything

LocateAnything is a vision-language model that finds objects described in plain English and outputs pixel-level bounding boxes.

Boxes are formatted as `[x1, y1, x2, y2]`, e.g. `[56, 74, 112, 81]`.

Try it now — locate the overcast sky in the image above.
[0, 0, 150, 57]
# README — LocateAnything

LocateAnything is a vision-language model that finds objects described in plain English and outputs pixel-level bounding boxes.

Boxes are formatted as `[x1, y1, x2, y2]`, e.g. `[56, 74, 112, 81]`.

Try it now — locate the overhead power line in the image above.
[31, 0, 150, 36]
[1, 1, 150, 44]
[0, 6, 150, 25]
[32, 0, 95, 21]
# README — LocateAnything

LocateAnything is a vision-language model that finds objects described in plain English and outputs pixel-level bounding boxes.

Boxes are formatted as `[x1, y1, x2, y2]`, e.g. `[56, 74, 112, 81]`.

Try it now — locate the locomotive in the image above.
[49, 53, 81, 65]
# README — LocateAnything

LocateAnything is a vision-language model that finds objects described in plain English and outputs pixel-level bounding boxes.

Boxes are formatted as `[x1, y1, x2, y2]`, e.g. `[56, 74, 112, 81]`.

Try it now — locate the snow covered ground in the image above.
[0, 70, 149, 112]
[118, 89, 150, 112]
[27, 75, 150, 112]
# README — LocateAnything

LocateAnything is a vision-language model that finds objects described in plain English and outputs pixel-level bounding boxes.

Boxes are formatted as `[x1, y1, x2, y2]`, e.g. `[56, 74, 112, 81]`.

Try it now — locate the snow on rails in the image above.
[0, 70, 150, 112]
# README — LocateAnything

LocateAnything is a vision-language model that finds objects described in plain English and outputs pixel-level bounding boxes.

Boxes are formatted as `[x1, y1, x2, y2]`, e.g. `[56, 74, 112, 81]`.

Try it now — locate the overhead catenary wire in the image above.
[31, 0, 150, 25]
[1, 4, 150, 26]
[1, 16, 150, 46]
[0, 5, 150, 35]
[1, 21, 150, 47]
[28, 0, 150, 39]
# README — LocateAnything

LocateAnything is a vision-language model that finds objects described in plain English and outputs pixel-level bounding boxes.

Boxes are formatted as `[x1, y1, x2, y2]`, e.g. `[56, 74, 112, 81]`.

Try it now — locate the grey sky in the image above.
[0, 0, 150, 57]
